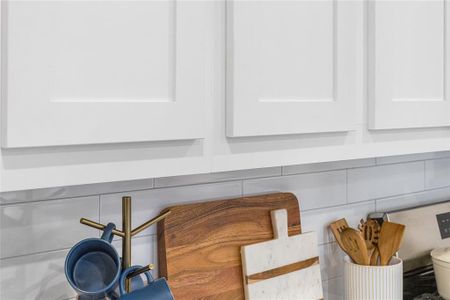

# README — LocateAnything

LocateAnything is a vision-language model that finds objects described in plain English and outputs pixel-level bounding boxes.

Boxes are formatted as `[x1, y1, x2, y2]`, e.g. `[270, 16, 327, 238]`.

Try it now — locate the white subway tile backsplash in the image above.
[347, 161, 424, 203]
[0, 179, 154, 205]
[283, 158, 376, 176]
[112, 235, 158, 277]
[376, 151, 450, 165]
[1, 196, 99, 259]
[376, 186, 450, 212]
[319, 242, 345, 281]
[243, 171, 347, 211]
[301, 201, 376, 245]
[0, 249, 75, 300]
[425, 158, 450, 189]
[322, 276, 344, 300]
[100, 181, 242, 238]
[155, 167, 281, 188]
[3, 152, 447, 300]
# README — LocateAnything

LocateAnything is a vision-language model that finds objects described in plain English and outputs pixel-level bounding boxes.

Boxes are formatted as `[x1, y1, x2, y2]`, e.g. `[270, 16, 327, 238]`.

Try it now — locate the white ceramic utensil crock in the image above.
[344, 256, 403, 300]
[431, 247, 450, 299]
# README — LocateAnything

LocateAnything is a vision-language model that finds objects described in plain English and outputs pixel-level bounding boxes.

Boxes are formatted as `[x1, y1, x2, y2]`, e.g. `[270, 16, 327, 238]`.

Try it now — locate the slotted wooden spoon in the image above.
[358, 218, 380, 265]
[378, 221, 405, 266]
[329, 218, 349, 251]
[340, 227, 370, 265]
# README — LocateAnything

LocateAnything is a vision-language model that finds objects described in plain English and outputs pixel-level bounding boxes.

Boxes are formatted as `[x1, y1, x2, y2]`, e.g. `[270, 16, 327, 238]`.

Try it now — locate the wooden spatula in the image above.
[340, 227, 370, 265]
[378, 221, 405, 266]
[329, 218, 349, 251]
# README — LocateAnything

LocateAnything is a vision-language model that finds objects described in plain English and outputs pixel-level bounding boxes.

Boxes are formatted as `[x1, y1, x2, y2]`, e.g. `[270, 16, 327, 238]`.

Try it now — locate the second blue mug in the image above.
[65, 223, 121, 300]
[118, 265, 174, 300]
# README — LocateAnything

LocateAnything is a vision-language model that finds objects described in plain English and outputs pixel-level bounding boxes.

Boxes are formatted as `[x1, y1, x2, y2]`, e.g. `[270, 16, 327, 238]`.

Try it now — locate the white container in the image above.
[431, 247, 450, 300]
[344, 256, 403, 300]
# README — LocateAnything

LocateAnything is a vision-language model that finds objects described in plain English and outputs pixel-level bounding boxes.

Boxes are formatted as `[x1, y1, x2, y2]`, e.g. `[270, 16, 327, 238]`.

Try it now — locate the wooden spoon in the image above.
[340, 227, 370, 265]
[378, 221, 405, 266]
[370, 247, 379, 266]
[329, 218, 349, 252]
[358, 218, 380, 263]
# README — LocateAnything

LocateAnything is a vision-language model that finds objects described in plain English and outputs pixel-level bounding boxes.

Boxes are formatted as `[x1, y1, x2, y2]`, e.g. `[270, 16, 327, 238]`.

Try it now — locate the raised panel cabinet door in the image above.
[226, 0, 357, 137]
[368, 0, 450, 129]
[2, 1, 206, 148]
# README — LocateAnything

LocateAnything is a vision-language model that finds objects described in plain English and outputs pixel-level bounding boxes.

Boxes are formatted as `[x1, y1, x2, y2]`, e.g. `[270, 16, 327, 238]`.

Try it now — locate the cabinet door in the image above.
[226, 0, 357, 137]
[368, 0, 450, 129]
[2, 1, 206, 148]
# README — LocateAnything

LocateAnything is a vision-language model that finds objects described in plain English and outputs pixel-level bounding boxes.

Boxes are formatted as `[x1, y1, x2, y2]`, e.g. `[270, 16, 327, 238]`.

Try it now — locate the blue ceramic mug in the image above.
[65, 223, 121, 300]
[118, 265, 174, 300]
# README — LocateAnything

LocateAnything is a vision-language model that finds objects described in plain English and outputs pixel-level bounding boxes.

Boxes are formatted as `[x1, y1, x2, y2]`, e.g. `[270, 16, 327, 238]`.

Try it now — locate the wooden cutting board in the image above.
[241, 209, 322, 300]
[157, 193, 301, 300]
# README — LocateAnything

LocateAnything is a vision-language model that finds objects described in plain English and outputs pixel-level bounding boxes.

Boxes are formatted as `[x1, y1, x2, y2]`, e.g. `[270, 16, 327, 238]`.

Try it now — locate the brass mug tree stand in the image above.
[80, 196, 170, 293]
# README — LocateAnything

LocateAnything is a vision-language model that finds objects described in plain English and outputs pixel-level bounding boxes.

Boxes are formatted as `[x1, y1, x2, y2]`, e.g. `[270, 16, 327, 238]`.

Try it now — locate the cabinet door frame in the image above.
[226, 0, 357, 137]
[368, 0, 450, 130]
[1, 0, 206, 148]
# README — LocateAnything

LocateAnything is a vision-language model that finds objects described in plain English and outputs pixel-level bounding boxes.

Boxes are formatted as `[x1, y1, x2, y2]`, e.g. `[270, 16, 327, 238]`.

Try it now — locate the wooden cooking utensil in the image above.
[329, 218, 349, 251]
[378, 221, 405, 266]
[358, 218, 380, 263]
[370, 247, 379, 266]
[340, 228, 370, 265]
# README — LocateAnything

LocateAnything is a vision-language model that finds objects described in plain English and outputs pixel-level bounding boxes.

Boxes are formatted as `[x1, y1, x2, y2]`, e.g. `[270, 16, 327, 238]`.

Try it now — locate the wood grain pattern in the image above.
[329, 218, 349, 253]
[340, 228, 370, 266]
[378, 221, 405, 266]
[245, 256, 319, 284]
[157, 193, 301, 300]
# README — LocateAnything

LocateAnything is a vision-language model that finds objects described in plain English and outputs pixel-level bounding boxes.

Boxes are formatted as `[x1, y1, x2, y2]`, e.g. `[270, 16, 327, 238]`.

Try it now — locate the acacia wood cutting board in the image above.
[157, 193, 301, 300]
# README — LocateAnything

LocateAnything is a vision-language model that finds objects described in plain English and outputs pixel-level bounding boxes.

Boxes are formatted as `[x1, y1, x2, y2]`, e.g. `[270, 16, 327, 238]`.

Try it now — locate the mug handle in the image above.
[119, 265, 154, 295]
[100, 223, 116, 243]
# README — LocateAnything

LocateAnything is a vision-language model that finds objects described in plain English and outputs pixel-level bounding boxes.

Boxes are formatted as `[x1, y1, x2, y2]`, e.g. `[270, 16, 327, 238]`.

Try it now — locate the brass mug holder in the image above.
[80, 196, 170, 292]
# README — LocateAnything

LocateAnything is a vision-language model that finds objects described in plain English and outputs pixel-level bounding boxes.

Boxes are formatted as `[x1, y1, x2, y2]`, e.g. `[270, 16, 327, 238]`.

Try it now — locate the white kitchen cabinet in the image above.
[368, 0, 450, 129]
[2, 0, 450, 193]
[226, 0, 357, 137]
[2, 1, 207, 148]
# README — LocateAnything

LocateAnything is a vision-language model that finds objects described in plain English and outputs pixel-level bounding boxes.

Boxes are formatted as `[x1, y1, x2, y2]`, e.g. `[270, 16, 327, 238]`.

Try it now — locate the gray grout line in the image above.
[0, 246, 71, 261]
[323, 274, 344, 281]
[1, 179, 243, 206]
[1, 233, 158, 261]
[0, 185, 155, 207]
[380, 185, 450, 201]
[345, 169, 348, 204]
[0, 193, 103, 207]
[375, 153, 450, 167]
[280, 160, 384, 177]
[424, 160, 427, 190]
[154, 174, 280, 189]
[302, 183, 450, 214]
[302, 199, 375, 213]
[424, 156, 450, 162]
[98, 194, 101, 238]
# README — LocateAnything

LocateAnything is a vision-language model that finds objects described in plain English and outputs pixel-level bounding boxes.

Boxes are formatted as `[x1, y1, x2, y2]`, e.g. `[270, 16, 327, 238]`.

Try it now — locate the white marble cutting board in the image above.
[241, 209, 323, 300]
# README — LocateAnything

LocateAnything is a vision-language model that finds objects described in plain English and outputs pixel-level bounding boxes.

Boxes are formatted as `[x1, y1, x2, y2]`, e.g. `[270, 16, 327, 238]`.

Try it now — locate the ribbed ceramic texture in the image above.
[431, 257, 450, 299]
[344, 256, 402, 300]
